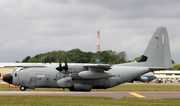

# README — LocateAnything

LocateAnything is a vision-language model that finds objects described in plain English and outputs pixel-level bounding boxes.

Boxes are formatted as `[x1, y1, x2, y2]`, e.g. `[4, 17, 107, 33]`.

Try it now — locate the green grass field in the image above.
[1, 84, 180, 105]
[0, 83, 180, 91]
[0, 95, 180, 106]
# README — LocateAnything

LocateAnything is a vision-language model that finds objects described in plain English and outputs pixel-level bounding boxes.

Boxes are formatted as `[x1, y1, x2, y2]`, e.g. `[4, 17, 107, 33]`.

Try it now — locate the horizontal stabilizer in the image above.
[149, 67, 174, 71]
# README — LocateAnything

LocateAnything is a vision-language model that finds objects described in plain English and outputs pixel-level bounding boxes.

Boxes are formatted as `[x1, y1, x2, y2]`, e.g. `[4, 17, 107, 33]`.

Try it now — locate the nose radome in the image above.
[3, 74, 13, 84]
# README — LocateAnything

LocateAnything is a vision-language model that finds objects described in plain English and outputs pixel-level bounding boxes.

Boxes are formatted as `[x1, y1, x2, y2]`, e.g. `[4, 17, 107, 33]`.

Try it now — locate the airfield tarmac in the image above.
[0, 91, 180, 99]
[0, 83, 180, 99]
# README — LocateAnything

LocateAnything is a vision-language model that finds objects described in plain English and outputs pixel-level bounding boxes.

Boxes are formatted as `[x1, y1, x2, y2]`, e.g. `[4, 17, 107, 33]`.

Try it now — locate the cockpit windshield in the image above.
[13, 67, 23, 72]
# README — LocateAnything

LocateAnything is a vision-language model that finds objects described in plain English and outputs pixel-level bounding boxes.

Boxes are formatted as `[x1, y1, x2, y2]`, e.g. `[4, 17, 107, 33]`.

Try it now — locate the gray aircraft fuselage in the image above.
[8, 63, 149, 91]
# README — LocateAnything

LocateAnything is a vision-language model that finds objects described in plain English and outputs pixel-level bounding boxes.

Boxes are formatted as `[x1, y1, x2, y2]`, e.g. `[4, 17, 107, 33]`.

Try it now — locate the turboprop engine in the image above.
[57, 77, 73, 88]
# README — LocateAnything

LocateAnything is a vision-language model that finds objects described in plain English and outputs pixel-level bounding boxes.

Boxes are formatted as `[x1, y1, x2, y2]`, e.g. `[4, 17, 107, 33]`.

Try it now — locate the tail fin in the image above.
[139, 26, 172, 67]
[121, 26, 173, 69]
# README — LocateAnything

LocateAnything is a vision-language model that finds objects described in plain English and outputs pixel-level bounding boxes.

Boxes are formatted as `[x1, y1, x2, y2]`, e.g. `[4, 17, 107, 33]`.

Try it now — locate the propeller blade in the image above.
[56, 59, 62, 71]
[62, 59, 68, 71]
[56, 59, 68, 73]
[59, 59, 62, 68]
[65, 59, 68, 70]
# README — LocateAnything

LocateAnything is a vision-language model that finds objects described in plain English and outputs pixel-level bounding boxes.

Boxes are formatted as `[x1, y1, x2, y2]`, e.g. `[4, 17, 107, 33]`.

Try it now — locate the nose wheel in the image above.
[20, 86, 26, 91]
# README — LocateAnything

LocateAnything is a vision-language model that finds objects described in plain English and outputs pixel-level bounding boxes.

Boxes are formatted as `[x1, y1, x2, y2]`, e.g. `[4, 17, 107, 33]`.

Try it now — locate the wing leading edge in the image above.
[78, 64, 114, 79]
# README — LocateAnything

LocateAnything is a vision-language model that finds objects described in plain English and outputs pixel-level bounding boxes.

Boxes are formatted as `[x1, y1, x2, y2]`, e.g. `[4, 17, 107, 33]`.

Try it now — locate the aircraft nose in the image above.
[3, 74, 13, 84]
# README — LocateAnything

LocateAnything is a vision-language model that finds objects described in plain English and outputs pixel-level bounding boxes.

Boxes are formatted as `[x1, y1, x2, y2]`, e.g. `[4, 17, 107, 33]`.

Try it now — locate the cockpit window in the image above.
[14, 67, 23, 72]
[11, 67, 23, 75]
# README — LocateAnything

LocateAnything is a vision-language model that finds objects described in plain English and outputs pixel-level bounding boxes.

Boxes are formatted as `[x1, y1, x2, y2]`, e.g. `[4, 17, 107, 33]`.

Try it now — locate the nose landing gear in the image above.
[20, 86, 26, 91]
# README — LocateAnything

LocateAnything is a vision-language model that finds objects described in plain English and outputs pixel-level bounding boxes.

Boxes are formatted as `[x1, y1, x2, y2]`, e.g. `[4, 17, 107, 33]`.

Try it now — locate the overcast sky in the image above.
[0, 0, 180, 63]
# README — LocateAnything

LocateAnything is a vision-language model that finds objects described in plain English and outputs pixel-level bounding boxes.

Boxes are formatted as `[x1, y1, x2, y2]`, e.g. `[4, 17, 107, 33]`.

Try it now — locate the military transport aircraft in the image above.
[3, 27, 173, 91]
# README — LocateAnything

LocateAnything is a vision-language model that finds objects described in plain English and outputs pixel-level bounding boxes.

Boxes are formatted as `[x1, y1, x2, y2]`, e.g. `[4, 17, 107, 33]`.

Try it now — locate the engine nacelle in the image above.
[78, 71, 114, 79]
[57, 77, 73, 88]
[140, 77, 148, 82]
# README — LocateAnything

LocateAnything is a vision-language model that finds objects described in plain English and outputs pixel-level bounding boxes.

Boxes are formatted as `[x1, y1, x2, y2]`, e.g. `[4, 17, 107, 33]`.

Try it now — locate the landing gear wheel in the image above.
[69, 88, 76, 91]
[20, 86, 26, 91]
[69, 88, 91, 92]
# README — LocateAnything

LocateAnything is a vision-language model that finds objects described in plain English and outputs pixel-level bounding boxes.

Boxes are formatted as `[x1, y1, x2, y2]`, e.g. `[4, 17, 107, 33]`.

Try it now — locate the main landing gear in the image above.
[69, 88, 91, 92]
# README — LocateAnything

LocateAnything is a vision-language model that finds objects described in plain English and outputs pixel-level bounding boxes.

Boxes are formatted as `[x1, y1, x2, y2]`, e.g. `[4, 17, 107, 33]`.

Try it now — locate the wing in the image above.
[83, 64, 112, 71]
[4, 65, 46, 68]
[77, 64, 115, 79]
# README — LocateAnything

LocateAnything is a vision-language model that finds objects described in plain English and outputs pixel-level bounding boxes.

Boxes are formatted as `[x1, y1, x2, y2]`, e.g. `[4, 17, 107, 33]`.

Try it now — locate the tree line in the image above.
[22, 48, 127, 64]
[21, 48, 180, 70]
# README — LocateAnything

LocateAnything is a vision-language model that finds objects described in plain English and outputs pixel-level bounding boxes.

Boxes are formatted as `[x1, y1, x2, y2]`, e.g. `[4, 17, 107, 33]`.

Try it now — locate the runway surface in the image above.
[0, 91, 180, 99]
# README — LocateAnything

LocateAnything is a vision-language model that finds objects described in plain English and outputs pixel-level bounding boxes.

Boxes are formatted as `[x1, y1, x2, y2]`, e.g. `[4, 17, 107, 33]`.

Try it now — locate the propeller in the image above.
[56, 59, 68, 72]
[62, 60, 68, 71]
[56, 59, 62, 71]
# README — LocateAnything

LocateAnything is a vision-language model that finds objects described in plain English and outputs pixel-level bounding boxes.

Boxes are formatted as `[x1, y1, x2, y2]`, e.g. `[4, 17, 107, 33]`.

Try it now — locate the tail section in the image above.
[120, 26, 173, 69]
[139, 26, 172, 67]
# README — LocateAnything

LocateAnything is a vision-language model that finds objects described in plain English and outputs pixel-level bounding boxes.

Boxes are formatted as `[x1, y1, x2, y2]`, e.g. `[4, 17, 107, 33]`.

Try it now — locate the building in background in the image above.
[154, 71, 180, 83]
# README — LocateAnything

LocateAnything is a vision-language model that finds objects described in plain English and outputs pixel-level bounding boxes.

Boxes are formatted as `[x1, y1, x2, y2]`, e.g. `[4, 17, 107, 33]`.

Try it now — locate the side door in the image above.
[30, 77, 36, 88]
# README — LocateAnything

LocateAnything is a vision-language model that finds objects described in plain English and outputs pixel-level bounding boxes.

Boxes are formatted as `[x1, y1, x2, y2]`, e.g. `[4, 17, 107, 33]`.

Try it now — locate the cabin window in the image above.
[175, 74, 180, 75]
[166, 74, 172, 76]
[15, 73, 17, 77]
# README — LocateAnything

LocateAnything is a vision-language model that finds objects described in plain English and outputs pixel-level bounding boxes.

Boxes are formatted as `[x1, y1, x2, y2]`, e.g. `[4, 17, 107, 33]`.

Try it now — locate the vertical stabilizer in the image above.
[139, 26, 172, 67]
[120, 27, 172, 68]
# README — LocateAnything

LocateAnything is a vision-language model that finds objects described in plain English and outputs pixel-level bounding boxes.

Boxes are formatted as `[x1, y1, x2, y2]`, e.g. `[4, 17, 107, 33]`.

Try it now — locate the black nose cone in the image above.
[3, 74, 13, 84]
